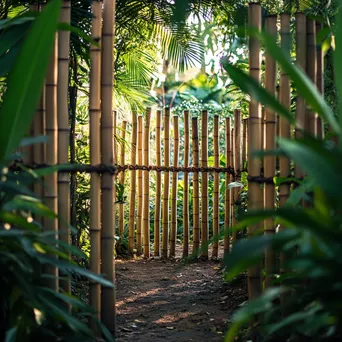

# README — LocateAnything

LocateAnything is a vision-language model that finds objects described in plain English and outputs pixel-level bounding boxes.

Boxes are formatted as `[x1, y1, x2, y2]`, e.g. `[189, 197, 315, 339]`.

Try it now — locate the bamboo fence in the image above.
[28, 3, 325, 336]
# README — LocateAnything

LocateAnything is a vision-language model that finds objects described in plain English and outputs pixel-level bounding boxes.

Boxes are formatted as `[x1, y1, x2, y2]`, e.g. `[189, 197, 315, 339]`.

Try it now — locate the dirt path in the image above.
[116, 255, 247, 341]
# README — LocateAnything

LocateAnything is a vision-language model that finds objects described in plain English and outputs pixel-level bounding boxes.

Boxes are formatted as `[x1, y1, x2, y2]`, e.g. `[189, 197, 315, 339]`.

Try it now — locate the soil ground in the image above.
[115, 246, 248, 342]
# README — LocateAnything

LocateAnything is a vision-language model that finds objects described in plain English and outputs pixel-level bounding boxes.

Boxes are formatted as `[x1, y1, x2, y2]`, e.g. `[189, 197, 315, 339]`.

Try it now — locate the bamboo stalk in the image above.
[154, 110, 162, 256]
[224, 118, 231, 259]
[212, 115, 220, 259]
[242, 118, 247, 169]
[230, 127, 234, 245]
[34, 92, 46, 204]
[113, 110, 118, 164]
[100, 0, 116, 334]
[232, 110, 241, 243]
[264, 16, 277, 289]
[183, 110, 190, 257]
[118, 121, 127, 236]
[162, 108, 170, 258]
[201, 110, 209, 260]
[170, 115, 179, 257]
[137, 115, 143, 255]
[295, 12, 306, 179]
[89, 0, 102, 324]
[57, 0, 71, 296]
[44, 23, 58, 292]
[247, 3, 262, 300]
[192, 117, 200, 255]
[143, 109, 151, 258]
[129, 113, 137, 253]
[316, 21, 324, 138]
[279, 13, 292, 276]
[306, 19, 317, 135]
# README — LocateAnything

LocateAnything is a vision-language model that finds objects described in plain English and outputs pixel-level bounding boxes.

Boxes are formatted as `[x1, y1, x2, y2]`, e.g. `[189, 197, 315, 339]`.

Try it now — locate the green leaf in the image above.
[221, 62, 295, 124]
[278, 138, 342, 198]
[0, 0, 62, 162]
[5, 328, 17, 342]
[249, 29, 339, 133]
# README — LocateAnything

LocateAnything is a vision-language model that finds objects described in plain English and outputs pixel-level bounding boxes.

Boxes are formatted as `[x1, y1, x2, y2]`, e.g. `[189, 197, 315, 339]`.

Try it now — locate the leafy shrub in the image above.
[0, 1, 113, 340]
[222, 4, 342, 341]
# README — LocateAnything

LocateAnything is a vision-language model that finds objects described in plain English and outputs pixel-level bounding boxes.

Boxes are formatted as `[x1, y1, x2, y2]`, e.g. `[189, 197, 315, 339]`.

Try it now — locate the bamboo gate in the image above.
[24, 1, 324, 337]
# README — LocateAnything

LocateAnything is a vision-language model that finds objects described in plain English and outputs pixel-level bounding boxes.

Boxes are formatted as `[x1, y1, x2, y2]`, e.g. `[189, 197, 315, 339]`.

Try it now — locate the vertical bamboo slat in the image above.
[279, 13, 292, 276]
[230, 127, 234, 244]
[224, 118, 231, 259]
[242, 118, 247, 168]
[89, 0, 102, 324]
[137, 116, 143, 255]
[306, 19, 317, 135]
[154, 110, 162, 256]
[247, 3, 262, 299]
[201, 110, 209, 259]
[162, 108, 170, 258]
[316, 21, 324, 138]
[113, 111, 118, 164]
[129, 113, 137, 253]
[118, 121, 127, 236]
[57, 0, 71, 296]
[232, 110, 241, 243]
[212, 115, 220, 258]
[264, 16, 277, 288]
[100, 0, 116, 334]
[143, 109, 151, 257]
[170, 115, 179, 257]
[44, 24, 58, 292]
[295, 13, 306, 179]
[34, 92, 46, 219]
[192, 117, 200, 255]
[183, 110, 190, 257]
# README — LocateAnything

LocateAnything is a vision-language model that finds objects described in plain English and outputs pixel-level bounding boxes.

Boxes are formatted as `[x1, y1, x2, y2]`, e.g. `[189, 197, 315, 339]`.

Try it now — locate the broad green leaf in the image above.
[221, 61, 295, 124]
[20, 135, 49, 147]
[278, 138, 342, 198]
[225, 287, 287, 342]
[0, 0, 62, 162]
[5, 327, 17, 342]
[249, 29, 339, 133]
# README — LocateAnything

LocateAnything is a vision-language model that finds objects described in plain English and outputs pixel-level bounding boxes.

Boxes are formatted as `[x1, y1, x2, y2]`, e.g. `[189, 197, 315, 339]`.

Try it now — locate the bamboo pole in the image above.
[201, 110, 209, 259]
[137, 116, 143, 255]
[279, 13, 292, 276]
[223, 118, 231, 259]
[264, 16, 277, 289]
[113, 110, 118, 164]
[154, 110, 162, 256]
[230, 127, 234, 244]
[162, 108, 170, 258]
[170, 115, 179, 257]
[118, 121, 127, 236]
[295, 12, 306, 179]
[129, 113, 137, 253]
[247, 3, 262, 300]
[100, 0, 116, 334]
[143, 109, 151, 258]
[242, 118, 247, 169]
[192, 117, 200, 255]
[44, 18, 58, 292]
[34, 91, 46, 215]
[57, 0, 71, 296]
[316, 21, 324, 139]
[212, 115, 220, 259]
[232, 110, 241, 243]
[89, 0, 102, 324]
[306, 19, 317, 135]
[183, 110, 190, 257]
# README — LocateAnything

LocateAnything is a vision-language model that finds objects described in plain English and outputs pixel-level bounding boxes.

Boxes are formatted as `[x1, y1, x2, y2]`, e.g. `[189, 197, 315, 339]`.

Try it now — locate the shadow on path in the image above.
[116, 256, 247, 341]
